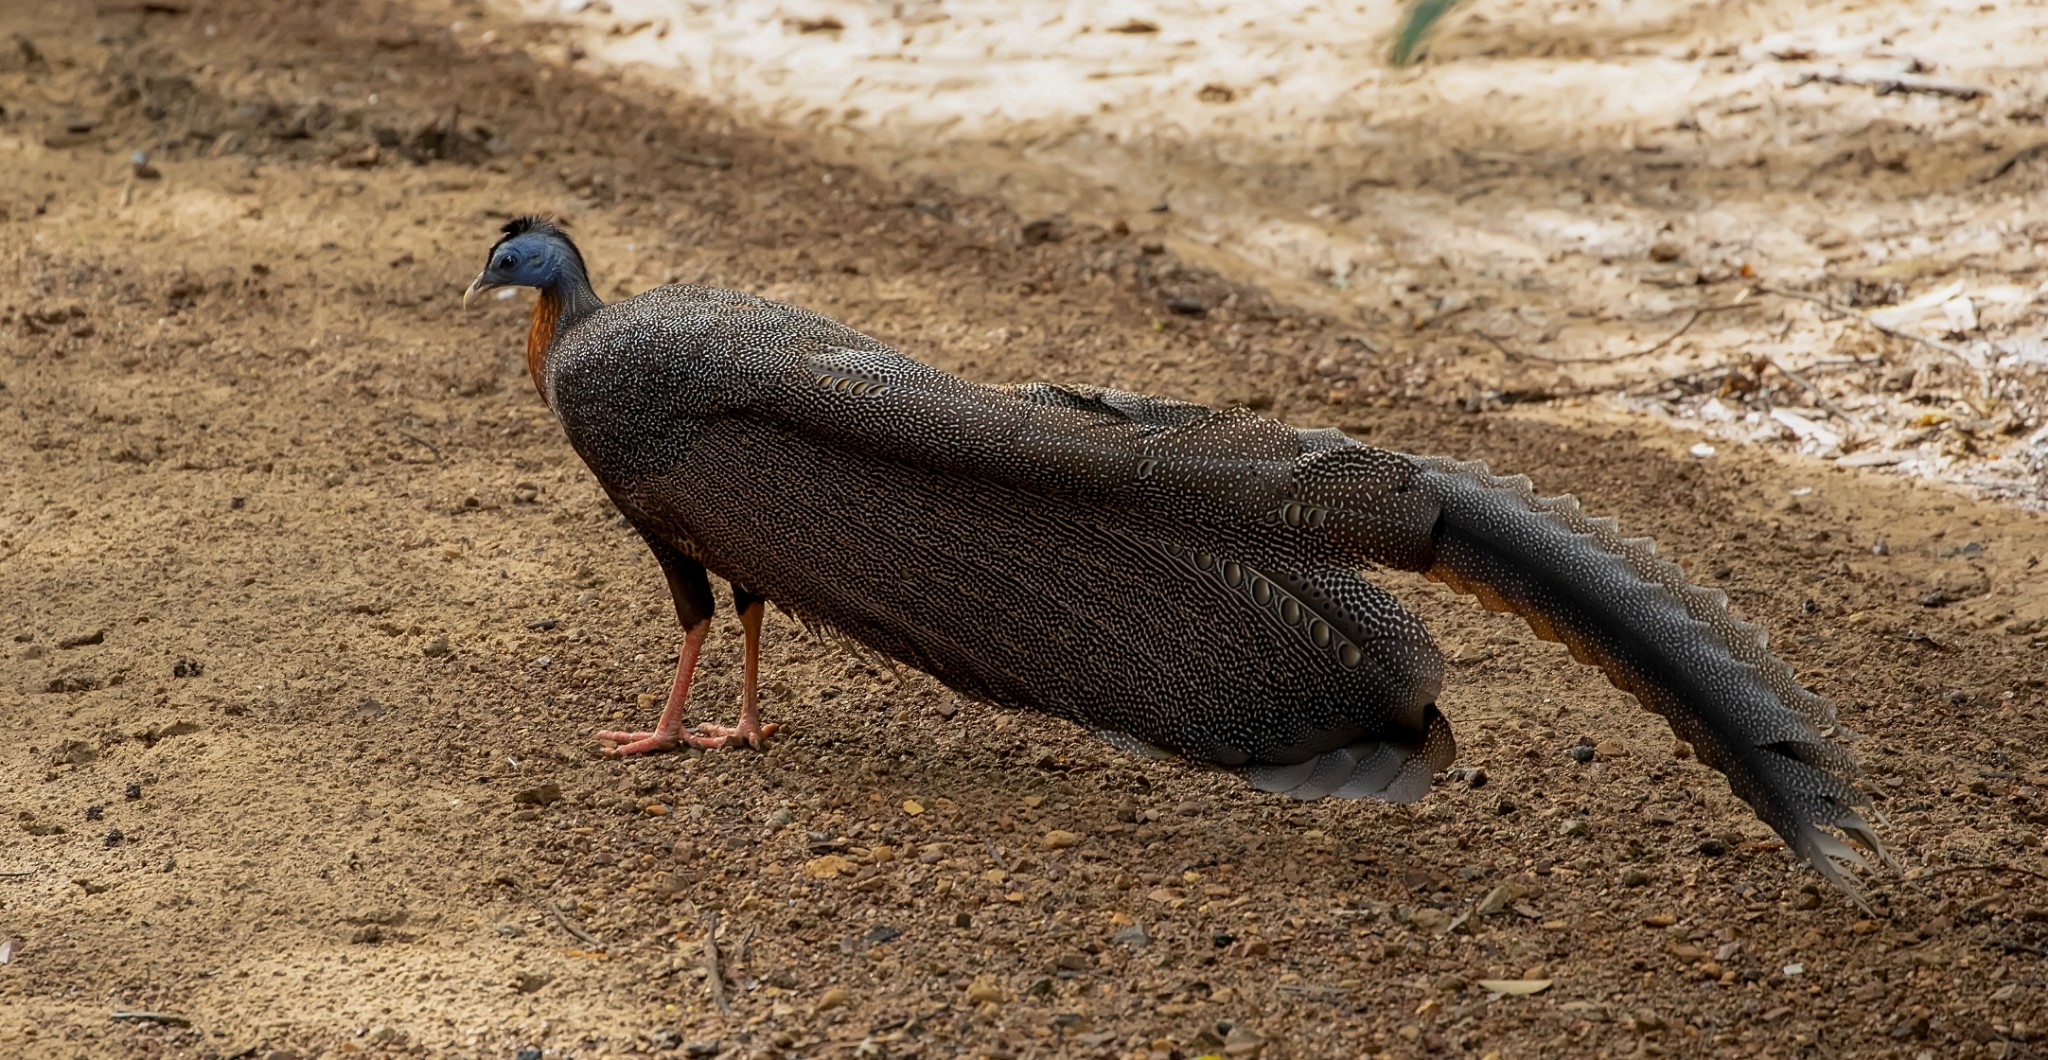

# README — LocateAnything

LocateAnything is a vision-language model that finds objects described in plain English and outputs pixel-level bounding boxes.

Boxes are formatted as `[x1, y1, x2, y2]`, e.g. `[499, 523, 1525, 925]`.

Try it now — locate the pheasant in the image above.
[465, 217, 1891, 903]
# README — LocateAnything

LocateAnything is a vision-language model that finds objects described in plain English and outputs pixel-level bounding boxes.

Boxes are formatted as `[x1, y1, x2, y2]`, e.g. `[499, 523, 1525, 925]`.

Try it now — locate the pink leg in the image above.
[693, 599, 778, 750]
[594, 619, 725, 755]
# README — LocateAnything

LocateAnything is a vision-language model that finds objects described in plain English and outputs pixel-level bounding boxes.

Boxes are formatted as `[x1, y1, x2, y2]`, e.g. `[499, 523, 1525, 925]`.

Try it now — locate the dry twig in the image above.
[1474, 300, 1753, 366]
[498, 875, 606, 949]
[703, 910, 732, 1015]
[545, 900, 604, 948]
[1796, 70, 1988, 101]
[1755, 285, 1991, 400]
[398, 431, 444, 462]
[1764, 356, 1858, 424]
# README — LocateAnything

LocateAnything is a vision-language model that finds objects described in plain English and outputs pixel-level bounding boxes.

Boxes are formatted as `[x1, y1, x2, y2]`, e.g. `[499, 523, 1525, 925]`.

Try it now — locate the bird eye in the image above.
[495, 253, 518, 270]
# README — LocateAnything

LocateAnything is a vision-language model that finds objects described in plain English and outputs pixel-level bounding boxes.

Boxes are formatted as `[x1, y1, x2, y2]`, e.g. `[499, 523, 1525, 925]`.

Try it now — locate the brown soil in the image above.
[2, 1, 2046, 1058]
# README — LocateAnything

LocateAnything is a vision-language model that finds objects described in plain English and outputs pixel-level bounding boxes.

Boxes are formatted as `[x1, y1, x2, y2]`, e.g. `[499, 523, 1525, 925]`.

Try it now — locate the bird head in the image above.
[463, 216, 587, 307]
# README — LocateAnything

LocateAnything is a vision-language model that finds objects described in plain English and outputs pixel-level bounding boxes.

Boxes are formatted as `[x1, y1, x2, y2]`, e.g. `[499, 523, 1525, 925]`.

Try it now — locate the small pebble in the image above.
[421, 637, 451, 658]
[103, 829, 124, 848]
[1410, 907, 1452, 933]
[84, 804, 103, 821]
[965, 977, 1004, 1004]
[1223, 1024, 1267, 1057]
[1783, 963, 1805, 976]
[513, 782, 562, 807]
[1040, 829, 1079, 850]
[1688, 442, 1716, 459]
[1697, 838, 1729, 857]
[815, 986, 849, 1012]
[769, 807, 794, 828]
[124, 783, 141, 801]
[1560, 819, 1589, 837]
[1569, 744, 1595, 764]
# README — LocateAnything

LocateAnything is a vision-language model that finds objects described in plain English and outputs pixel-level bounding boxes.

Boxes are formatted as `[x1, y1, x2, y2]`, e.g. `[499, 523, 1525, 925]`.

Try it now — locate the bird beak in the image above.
[462, 272, 496, 309]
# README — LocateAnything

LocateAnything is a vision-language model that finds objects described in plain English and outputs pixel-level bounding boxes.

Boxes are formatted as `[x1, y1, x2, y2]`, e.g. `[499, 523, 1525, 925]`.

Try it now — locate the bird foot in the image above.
[594, 721, 778, 756]
[691, 720, 780, 751]
[594, 727, 724, 756]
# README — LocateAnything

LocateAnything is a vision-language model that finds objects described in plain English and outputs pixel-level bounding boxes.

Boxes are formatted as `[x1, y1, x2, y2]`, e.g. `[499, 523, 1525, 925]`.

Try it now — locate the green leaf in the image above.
[1390, 0, 1465, 67]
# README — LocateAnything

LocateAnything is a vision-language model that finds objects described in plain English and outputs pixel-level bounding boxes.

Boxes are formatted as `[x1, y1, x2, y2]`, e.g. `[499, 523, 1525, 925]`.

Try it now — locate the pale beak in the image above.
[462, 272, 496, 309]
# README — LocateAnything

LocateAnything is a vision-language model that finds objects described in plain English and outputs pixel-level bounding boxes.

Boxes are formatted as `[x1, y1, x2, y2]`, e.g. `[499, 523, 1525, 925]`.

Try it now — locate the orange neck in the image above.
[527, 288, 560, 401]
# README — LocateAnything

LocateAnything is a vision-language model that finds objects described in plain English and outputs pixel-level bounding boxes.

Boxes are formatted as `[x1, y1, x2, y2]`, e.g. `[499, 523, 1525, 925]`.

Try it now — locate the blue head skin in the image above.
[462, 216, 599, 314]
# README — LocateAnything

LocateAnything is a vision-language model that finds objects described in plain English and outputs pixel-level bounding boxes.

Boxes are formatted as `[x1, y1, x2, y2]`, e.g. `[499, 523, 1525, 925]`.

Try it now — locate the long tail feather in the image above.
[1400, 456, 1891, 905]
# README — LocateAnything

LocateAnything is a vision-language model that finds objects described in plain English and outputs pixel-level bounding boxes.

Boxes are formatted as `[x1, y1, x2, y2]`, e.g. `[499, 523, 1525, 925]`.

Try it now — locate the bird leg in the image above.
[689, 596, 779, 750]
[594, 618, 727, 755]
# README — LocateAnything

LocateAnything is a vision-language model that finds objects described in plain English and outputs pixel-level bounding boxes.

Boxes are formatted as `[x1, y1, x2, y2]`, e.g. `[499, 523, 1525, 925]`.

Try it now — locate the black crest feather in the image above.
[493, 215, 556, 248]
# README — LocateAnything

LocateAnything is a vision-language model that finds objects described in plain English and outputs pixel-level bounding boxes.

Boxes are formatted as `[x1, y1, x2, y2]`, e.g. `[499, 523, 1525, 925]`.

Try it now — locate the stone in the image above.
[804, 854, 854, 880]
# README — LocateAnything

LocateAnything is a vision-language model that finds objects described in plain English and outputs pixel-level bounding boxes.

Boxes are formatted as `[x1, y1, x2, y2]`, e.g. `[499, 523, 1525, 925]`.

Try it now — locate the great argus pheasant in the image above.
[465, 217, 1892, 904]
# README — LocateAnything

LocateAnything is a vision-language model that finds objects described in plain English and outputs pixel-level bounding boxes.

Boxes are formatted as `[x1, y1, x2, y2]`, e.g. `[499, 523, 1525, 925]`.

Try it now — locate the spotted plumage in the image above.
[466, 218, 1891, 905]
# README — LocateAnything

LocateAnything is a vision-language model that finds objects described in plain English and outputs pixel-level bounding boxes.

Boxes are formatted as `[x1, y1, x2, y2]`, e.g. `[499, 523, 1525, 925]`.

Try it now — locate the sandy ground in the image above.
[500, 0, 2048, 505]
[2, 0, 2048, 1058]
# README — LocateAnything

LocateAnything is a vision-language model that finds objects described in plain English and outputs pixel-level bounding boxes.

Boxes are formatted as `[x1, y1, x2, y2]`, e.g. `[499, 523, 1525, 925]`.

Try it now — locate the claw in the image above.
[595, 719, 779, 755]
[692, 720, 780, 751]
[595, 727, 724, 756]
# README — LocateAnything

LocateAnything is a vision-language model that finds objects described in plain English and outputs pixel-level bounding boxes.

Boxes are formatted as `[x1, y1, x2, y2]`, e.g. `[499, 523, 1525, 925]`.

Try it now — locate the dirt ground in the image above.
[501, 0, 2048, 505]
[3, 1, 2048, 1058]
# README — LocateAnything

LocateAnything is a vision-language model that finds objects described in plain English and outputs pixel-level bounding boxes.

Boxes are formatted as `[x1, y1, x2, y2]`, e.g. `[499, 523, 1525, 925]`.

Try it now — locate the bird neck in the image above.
[526, 262, 603, 401]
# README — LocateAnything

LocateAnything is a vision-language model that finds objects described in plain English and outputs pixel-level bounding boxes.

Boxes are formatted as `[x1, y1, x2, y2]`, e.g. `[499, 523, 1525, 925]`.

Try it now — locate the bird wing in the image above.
[743, 344, 1441, 570]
